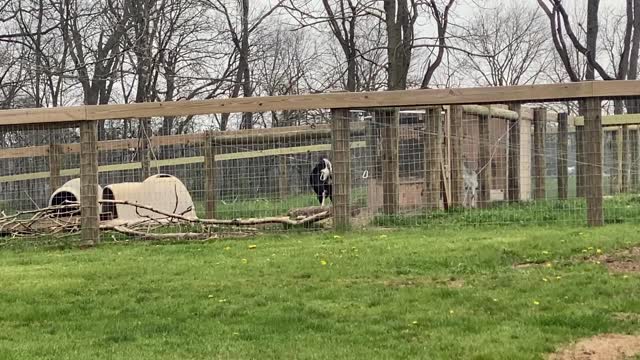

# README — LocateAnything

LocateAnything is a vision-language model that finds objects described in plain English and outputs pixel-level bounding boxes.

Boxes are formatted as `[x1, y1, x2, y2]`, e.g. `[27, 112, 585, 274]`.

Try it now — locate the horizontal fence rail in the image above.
[0, 81, 639, 126]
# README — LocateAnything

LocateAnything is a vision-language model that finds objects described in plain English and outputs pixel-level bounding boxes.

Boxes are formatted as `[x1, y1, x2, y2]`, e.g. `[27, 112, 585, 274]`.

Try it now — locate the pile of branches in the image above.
[0, 201, 332, 241]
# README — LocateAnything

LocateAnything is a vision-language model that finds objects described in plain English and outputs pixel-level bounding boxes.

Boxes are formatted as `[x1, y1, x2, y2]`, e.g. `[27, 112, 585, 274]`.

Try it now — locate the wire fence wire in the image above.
[0, 96, 639, 241]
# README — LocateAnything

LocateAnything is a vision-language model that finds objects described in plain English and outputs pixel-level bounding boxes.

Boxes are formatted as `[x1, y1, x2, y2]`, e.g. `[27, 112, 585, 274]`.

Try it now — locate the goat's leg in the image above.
[321, 191, 326, 207]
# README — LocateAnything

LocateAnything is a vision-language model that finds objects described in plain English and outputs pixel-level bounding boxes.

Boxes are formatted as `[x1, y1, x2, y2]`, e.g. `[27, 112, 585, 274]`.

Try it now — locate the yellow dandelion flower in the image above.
[224, 246, 231, 251]
[542, 278, 549, 282]
[542, 251, 549, 255]
[545, 263, 553, 268]
[412, 320, 418, 325]
[320, 260, 327, 266]
[556, 276, 562, 280]
[241, 258, 248, 264]
[208, 294, 214, 298]
[596, 249, 602, 254]
[533, 300, 540, 305]
[493, 298, 498, 302]
[248, 244, 257, 250]
[623, 275, 629, 279]
[449, 310, 454, 314]
[333, 235, 342, 239]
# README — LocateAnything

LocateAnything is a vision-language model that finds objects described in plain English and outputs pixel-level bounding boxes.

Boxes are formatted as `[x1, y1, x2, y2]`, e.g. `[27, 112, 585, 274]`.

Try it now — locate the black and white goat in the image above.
[309, 157, 333, 206]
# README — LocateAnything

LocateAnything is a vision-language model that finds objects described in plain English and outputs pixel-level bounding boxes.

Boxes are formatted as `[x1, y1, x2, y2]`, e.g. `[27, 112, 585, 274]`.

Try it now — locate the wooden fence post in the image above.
[533, 108, 546, 200]
[381, 109, 400, 215]
[507, 104, 521, 202]
[48, 142, 64, 193]
[80, 120, 100, 244]
[632, 129, 639, 191]
[584, 97, 603, 226]
[331, 108, 351, 231]
[279, 156, 288, 200]
[139, 119, 152, 181]
[204, 132, 217, 219]
[477, 113, 491, 208]
[449, 105, 464, 207]
[576, 120, 585, 197]
[557, 112, 569, 200]
[424, 106, 441, 210]
[622, 125, 630, 193]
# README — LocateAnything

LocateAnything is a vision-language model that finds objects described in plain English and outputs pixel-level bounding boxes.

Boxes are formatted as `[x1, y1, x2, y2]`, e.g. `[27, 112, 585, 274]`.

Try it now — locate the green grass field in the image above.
[1, 220, 639, 359]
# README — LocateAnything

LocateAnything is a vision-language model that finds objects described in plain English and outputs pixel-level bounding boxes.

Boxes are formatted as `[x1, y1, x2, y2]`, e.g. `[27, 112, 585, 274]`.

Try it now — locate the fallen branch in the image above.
[101, 200, 332, 226]
[100, 225, 255, 241]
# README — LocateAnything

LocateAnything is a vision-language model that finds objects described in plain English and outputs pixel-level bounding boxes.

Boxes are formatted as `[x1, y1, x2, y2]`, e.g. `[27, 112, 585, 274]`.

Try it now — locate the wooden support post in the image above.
[477, 113, 491, 208]
[48, 142, 64, 193]
[204, 132, 217, 219]
[584, 97, 603, 227]
[381, 109, 400, 215]
[557, 112, 569, 200]
[507, 104, 521, 202]
[424, 107, 441, 210]
[80, 120, 100, 244]
[449, 106, 464, 207]
[622, 126, 630, 193]
[533, 108, 546, 200]
[279, 156, 288, 200]
[140, 118, 152, 180]
[332, 108, 351, 231]
[367, 113, 381, 180]
[632, 129, 640, 191]
[576, 125, 585, 197]
[608, 131, 617, 194]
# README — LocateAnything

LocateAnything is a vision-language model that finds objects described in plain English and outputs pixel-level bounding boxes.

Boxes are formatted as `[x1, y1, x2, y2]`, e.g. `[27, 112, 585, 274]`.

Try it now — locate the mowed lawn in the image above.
[1, 224, 639, 359]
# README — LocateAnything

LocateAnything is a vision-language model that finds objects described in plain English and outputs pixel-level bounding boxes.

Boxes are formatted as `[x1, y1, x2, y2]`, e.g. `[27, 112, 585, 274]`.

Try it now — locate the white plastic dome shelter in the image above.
[49, 178, 103, 216]
[101, 174, 198, 224]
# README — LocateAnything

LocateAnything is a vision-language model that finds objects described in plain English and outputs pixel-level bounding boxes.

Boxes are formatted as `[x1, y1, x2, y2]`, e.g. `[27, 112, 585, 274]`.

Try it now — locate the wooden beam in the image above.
[449, 106, 464, 207]
[557, 113, 569, 200]
[80, 120, 100, 244]
[462, 105, 519, 120]
[0, 141, 367, 184]
[0, 123, 367, 160]
[508, 104, 521, 202]
[424, 107, 442, 210]
[574, 113, 640, 127]
[331, 108, 351, 231]
[533, 108, 547, 200]
[584, 98, 604, 226]
[2, 80, 640, 126]
[477, 113, 491, 208]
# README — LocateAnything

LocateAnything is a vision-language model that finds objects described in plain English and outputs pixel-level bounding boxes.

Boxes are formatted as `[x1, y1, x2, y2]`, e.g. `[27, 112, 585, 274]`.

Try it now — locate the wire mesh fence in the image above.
[0, 89, 639, 242]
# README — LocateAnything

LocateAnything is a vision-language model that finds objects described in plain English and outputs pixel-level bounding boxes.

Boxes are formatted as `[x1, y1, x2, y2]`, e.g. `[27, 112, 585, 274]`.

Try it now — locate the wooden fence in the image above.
[1, 80, 639, 243]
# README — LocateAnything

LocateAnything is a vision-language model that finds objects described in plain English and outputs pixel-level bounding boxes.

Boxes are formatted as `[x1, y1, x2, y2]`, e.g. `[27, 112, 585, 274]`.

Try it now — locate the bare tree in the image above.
[370, 0, 455, 90]
[538, 0, 640, 95]
[54, 0, 131, 138]
[452, 2, 551, 86]
[204, 0, 283, 130]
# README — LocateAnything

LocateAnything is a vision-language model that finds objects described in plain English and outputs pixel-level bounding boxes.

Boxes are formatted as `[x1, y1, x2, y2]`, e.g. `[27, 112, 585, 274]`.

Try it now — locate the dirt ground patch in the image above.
[613, 312, 640, 322]
[340, 276, 464, 289]
[548, 334, 640, 360]
[593, 247, 640, 273]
